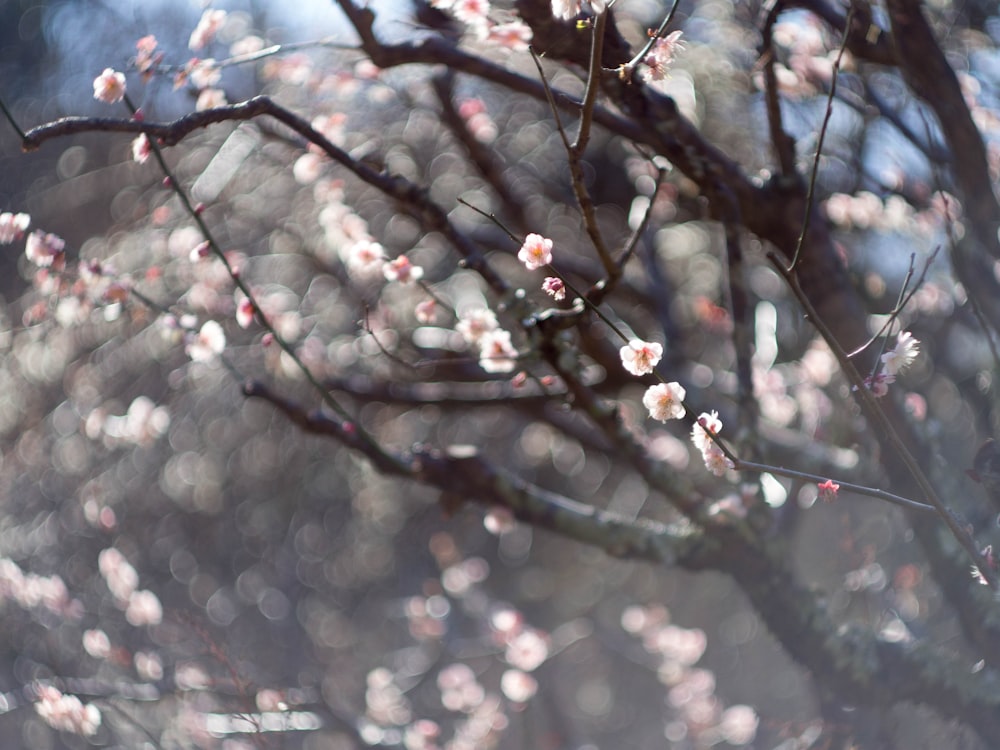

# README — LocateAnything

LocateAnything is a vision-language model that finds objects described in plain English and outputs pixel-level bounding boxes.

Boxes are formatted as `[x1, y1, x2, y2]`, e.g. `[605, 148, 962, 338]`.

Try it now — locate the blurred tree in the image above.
[2, 0, 1000, 748]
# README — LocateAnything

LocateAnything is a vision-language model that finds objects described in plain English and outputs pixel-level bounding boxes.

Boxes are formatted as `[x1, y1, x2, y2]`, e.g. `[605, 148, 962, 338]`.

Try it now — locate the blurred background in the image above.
[0, 0, 995, 748]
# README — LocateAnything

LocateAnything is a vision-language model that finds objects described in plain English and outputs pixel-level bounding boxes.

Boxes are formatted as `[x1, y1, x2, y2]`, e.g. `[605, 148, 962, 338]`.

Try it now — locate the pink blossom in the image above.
[236, 296, 255, 328]
[643, 382, 686, 421]
[452, 0, 491, 27]
[131, 134, 152, 164]
[881, 331, 919, 375]
[25, 230, 66, 268]
[643, 31, 684, 82]
[860, 371, 895, 398]
[478, 329, 518, 373]
[189, 9, 227, 50]
[82, 629, 111, 659]
[189, 58, 221, 89]
[457, 309, 499, 344]
[542, 276, 565, 300]
[0, 212, 30, 243]
[415, 299, 437, 324]
[186, 320, 226, 362]
[195, 87, 227, 111]
[93, 68, 126, 103]
[383, 255, 424, 284]
[135, 35, 160, 75]
[504, 629, 549, 671]
[485, 21, 532, 51]
[501, 669, 538, 703]
[551, 0, 581, 19]
[34, 685, 101, 736]
[98, 547, 138, 601]
[691, 411, 734, 476]
[620, 339, 663, 376]
[817, 479, 840, 502]
[517, 233, 553, 270]
[125, 589, 163, 626]
[345, 239, 386, 278]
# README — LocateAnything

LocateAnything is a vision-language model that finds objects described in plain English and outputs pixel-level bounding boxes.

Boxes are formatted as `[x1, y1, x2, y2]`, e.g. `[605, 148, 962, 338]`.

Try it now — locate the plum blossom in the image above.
[93, 68, 126, 103]
[501, 669, 538, 703]
[415, 299, 437, 323]
[236, 296, 255, 328]
[817, 479, 840, 502]
[34, 685, 101, 736]
[504, 628, 549, 671]
[551, 0, 581, 19]
[196, 87, 227, 111]
[131, 134, 152, 164]
[345, 239, 385, 278]
[125, 589, 163, 626]
[542, 276, 565, 300]
[456, 308, 498, 344]
[620, 339, 663, 376]
[478, 329, 518, 373]
[189, 9, 227, 50]
[691, 411, 734, 476]
[186, 320, 226, 362]
[860, 371, 894, 398]
[135, 35, 160, 76]
[25, 230, 66, 268]
[643, 382, 686, 422]
[517, 233, 553, 270]
[452, 0, 491, 27]
[383, 255, 424, 284]
[485, 21, 532, 51]
[881, 331, 919, 375]
[643, 31, 684, 82]
[0, 212, 30, 243]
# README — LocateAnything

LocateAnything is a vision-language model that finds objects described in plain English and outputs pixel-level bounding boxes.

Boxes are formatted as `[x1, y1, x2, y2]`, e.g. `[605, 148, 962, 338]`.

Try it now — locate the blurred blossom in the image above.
[718, 704, 758, 744]
[404, 719, 441, 750]
[126, 589, 164, 626]
[517, 233, 553, 270]
[643, 382, 686, 422]
[131, 134, 152, 163]
[437, 664, 485, 712]
[25, 230, 66, 268]
[415, 299, 438, 323]
[176, 662, 211, 690]
[503, 629, 549, 671]
[256, 689, 288, 712]
[478, 329, 518, 373]
[483, 506, 516, 535]
[452, 0, 491, 27]
[82, 629, 111, 659]
[620, 339, 662, 376]
[98, 547, 139, 602]
[236, 296, 255, 328]
[189, 9, 227, 50]
[456, 308, 498, 344]
[189, 58, 221, 88]
[196, 88, 227, 111]
[484, 21, 532, 51]
[383, 255, 424, 284]
[500, 670, 537, 704]
[135, 651, 164, 681]
[643, 31, 685, 82]
[34, 685, 101, 736]
[93, 68, 126, 103]
[344, 239, 386, 278]
[0, 211, 30, 243]
[186, 320, 226, 362]
[135, 35, 160, 76]
[551, 0, 581, 19]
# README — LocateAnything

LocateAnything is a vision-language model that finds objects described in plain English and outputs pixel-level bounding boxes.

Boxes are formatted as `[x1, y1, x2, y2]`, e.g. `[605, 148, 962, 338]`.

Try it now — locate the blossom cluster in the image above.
[457, 308, 518, 373]
[427, 0, 532, 51]
[34, 685, 102, 737]
[643, 31, 684, 82]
